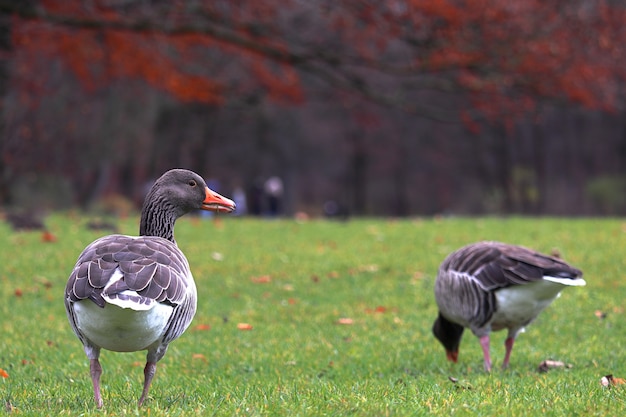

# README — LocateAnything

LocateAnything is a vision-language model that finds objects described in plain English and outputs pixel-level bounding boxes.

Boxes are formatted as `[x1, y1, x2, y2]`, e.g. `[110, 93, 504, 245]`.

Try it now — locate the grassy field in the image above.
[1, 214, 625, 416]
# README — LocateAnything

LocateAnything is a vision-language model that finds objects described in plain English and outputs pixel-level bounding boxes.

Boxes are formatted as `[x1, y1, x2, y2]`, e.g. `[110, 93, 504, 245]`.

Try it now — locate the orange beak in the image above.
[201, 187, 236, 213]
[446, 350, 458, 363]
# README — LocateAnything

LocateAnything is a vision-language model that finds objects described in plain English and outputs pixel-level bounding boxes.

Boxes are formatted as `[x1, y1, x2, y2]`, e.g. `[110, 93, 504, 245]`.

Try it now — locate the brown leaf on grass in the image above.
[336, 317, 354, 325]
[192, 353, 207, 362]
[538, 360, 572, 373]
[14, 288, 22, 297]
[327, 271, 340, 279]
[601, 374, 626, 387]
[310, 275, 320, 283]
[41, 230, 57, 242]
[365, 306, 388, 314]
[193, 323, 211, 331]
[237, 323, 253, 331]
[0, 368, 8, 378]
[250, 275, 272, 284]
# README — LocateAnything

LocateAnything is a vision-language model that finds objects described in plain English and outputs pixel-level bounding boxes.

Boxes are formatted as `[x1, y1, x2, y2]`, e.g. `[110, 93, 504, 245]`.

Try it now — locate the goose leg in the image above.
[502, 337, 515, 369]
[138, 361, 157, 407]
[89, 358, 104, 408]
[479, 335, 492, 372]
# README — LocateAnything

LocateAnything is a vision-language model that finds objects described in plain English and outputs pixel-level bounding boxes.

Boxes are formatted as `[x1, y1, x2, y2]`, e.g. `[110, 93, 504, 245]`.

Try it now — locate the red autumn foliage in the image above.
[3, 0, 624, 122]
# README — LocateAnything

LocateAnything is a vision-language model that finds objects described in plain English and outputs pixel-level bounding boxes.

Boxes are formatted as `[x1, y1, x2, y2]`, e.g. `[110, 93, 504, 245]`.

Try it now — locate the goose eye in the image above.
[188, 180, 197, 187]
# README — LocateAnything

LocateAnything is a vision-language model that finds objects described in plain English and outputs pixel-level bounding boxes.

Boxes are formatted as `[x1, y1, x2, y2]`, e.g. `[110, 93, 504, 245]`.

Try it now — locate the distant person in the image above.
[232, 186, 247, 216]
[264, 176, 284, 217]
[323, 200, 350, 221]
[247, 179, 264, 216]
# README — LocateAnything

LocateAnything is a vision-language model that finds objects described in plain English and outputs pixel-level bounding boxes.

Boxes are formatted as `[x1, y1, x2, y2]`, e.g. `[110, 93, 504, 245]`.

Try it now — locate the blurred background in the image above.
[1, 0, 625, 219]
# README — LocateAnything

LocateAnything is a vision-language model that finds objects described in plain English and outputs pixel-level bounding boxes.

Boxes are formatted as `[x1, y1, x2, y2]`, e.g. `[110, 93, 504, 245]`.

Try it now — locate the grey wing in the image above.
[65, 235, 193, 306]
[442, 241, 581, 291]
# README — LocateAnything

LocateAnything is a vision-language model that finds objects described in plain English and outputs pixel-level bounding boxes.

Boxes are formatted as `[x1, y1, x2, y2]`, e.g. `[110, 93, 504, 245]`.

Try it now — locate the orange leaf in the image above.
[192, 353, 207, 362]
[251, 275, 271, 284]
[0, 368, 8, 378]
[337, 318, 354, 325]
[602, 374, 626, 387]
[14, 288, 23, 297]
[237, 323, 253, 331]
[41, 231, 57, 242]
[193, 323, 211, 331]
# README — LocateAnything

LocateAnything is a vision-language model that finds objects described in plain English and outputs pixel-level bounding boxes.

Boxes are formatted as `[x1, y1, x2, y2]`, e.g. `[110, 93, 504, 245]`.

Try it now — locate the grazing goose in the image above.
[65, 169, 235, 408]
[432, 241, 585, 371]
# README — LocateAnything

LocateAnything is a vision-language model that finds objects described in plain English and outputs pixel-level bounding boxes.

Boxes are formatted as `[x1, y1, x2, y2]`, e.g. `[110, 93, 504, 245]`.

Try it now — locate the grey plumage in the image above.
[65, 169, 235, 408]
[433, 241, 585, 371]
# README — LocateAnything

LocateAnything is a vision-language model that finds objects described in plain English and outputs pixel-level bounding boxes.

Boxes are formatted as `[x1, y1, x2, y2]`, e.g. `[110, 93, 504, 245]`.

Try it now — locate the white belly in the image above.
[73, 300, 174, 352]
[491, 280, 564, 330]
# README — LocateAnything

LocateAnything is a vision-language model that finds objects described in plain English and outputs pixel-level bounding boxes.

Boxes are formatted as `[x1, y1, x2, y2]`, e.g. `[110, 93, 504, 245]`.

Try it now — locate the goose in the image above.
[432, 241, 585, 371]
[65, 169, 236, 408]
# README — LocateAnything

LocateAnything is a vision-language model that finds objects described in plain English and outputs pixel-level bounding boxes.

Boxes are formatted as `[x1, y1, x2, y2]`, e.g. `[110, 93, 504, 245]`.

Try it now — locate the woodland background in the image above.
[1, 0, 626, 217]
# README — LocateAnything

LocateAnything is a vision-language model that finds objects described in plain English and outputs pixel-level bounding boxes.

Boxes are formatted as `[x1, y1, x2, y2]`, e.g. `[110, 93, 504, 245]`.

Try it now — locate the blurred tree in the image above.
[0, 0, 625, 213]
[3, 0, 624, 117]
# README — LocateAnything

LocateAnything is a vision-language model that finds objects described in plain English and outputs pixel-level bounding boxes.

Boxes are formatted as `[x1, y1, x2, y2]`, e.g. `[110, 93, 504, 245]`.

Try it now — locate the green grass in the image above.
[1, 214, 625, 416]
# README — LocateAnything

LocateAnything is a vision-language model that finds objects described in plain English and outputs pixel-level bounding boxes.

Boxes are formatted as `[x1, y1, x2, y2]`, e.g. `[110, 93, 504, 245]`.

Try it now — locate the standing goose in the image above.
[65, 169, 235, 408]
[432, 241, 585, 371]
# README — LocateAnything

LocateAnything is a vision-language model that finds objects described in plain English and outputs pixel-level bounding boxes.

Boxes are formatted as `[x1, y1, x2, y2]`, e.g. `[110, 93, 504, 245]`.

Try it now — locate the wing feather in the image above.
[65, 235, 194, 310]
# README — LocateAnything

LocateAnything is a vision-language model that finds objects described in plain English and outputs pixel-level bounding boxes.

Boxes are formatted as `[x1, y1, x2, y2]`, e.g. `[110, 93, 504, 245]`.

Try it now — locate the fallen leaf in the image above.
[601, 374, 626, 387]
[192, 353, 207, 362]
[211, 252, 224, 261]
[41, 230, 57, 242]
[294, 212, 309, 222]
[193, 323, 211, 331]
[237, 323, 253, 331]
[336, 317, 354, 325]
[594, 310, 607, 319]
[359, 264, 379, 273]
[251, 275, 271, 284]
[14, 288, 22, 297]
[538, 360, 572, 373]
[0, 369, 8, 378]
